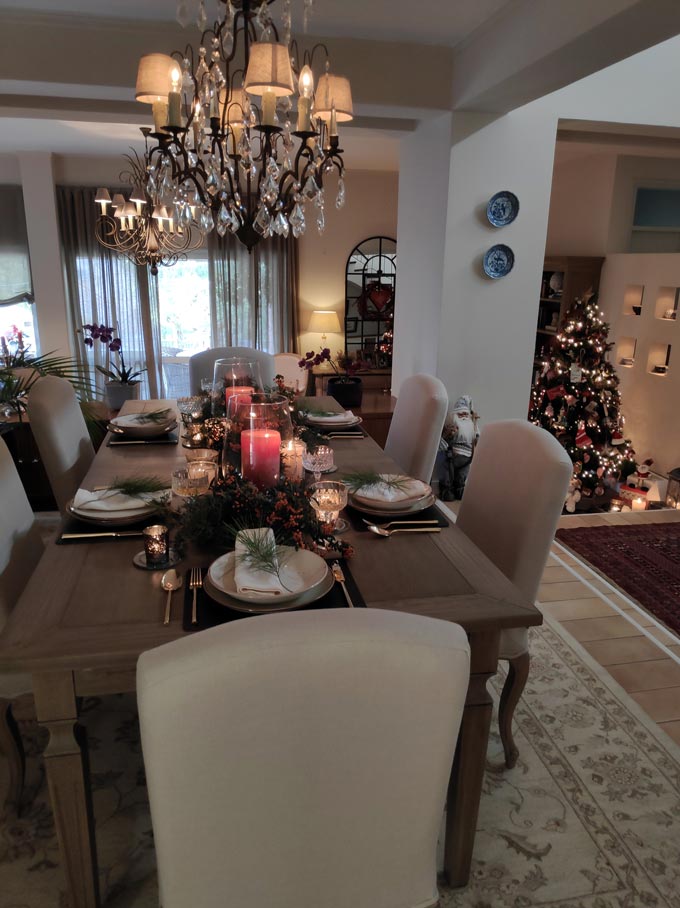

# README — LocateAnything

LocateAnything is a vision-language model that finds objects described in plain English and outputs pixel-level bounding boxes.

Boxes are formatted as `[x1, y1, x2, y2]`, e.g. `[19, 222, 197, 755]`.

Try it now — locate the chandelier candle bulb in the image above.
[261, 88, 277, 126]
[330, 104, 338, 137]
[152, 100, 169, 134]
[167, 68, 182, 127]
[241, 429, 282, 488]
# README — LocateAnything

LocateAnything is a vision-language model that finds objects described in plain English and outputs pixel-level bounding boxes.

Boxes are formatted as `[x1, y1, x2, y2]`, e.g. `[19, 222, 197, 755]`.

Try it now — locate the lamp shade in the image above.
[314, 73, 353, 122]
[95, 188, 111, 204]
[111, 193, 126, 211]
[136, 53, 175, 103]
[244, 43, 294, 97]
[308, 310, 342, 334]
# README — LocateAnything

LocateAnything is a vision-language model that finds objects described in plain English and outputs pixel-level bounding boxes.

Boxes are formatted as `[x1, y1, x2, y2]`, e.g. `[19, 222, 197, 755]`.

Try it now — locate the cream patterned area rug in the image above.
[1, 615, 679, 908]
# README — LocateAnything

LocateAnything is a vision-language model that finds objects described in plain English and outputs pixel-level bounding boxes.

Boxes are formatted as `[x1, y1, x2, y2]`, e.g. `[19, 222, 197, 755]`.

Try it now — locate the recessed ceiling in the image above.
[0, 0, 512, 46]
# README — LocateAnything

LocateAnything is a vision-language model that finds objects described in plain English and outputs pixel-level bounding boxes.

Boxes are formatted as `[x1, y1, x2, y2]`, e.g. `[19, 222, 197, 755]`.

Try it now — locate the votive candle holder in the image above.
[143, 524, 169, 567]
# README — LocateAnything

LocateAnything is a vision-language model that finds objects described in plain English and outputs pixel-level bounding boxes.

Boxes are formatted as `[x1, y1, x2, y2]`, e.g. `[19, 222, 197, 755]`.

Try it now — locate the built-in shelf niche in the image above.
[623, 284, 645, 316]
[647, 342, 672, 376]
[617, 336, 637, 367]
[655, 286, 680, 321]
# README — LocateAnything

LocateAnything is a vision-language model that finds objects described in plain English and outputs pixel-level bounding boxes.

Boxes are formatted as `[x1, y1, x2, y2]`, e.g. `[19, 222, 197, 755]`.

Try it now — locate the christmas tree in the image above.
[529, 293, 636, 509]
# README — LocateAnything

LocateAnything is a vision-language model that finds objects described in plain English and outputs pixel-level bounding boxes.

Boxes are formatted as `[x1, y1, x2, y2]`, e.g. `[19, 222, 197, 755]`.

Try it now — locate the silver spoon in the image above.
[161, 569, 183, 625]
[366, 525, 442, 537]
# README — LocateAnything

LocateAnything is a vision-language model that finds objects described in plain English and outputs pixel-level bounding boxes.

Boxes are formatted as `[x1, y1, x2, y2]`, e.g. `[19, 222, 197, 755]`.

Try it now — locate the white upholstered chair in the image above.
[26, 375, 94, 514]
[273, 352, 307, 392]
[188, 347, 276, 394]
[456, 420, 572, 768]
[384, 373, 448, 482]
[138, 608, 470, 908]
[0, 437, 44, 814]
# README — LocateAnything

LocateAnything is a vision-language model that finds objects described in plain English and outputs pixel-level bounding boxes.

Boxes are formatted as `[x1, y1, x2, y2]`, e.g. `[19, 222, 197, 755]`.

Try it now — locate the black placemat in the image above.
[346, 503, 449, 532]
[324, 427, 367, 438]
[182, 558, 365, 631]
[107, 429, 179, 447]
[55, 513, 149, 544]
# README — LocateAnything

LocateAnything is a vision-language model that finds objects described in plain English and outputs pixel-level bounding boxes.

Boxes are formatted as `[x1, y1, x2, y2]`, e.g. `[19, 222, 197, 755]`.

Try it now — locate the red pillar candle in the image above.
[225, 385, 255, 410]
[241, 429, 281, 488]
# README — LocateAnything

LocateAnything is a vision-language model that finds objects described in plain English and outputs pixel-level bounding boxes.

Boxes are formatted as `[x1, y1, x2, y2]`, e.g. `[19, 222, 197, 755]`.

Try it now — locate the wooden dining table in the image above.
[0, 398, 541, 908]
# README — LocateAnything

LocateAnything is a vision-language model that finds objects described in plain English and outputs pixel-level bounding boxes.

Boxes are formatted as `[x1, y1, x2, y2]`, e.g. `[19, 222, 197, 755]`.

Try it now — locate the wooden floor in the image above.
[546, 508, 680, 746]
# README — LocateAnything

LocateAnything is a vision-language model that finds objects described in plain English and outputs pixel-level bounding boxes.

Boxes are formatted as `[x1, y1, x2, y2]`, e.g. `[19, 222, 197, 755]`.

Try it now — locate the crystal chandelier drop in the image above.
[125, 0, 352, 256]
[94, 148, 203, 273]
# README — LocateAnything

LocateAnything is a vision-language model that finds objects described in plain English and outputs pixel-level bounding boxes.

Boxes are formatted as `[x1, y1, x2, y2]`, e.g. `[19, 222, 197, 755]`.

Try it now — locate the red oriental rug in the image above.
[556, 522, 680, 636]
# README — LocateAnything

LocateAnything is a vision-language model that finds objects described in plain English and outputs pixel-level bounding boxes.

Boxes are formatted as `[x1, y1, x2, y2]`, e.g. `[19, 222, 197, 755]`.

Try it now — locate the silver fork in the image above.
[361, 518, 439, 530]
[190, 567, 202, 625]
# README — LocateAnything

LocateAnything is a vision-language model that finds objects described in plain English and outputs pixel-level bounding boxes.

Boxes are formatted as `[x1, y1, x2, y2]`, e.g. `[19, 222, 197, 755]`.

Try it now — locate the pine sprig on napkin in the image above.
[106, 476, 170, 497]
[228, 525, 292, 590]
[132, 408, 173, 424]
[341, 471, 411, 493]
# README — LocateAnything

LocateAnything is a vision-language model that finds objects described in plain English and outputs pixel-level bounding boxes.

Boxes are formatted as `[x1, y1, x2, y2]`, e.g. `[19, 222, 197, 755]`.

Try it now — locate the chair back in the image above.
[384, 374, 448, 482]
[457, 419, 572, 605]
[273, 352, 307, 392]
[138, 608, 470, 908]
[0, 437, 44, 632]
[26, 375, 94, 513]
[188, 347, 276, 394]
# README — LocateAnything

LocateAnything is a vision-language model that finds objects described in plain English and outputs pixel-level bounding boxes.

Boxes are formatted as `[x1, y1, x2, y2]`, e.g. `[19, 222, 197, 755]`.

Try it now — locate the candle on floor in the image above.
[241, 428, 281, 488]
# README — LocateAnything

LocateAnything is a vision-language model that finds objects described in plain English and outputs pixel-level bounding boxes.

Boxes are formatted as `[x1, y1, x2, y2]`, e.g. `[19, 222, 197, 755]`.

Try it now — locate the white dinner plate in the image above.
[66, 499, 160, 526]
[204, 561, 334, 613]
[304, 415, 363, 428]
[352, 476, 433, 512]
[348, 492, 437, 518]
[208, 547, 330, 605]
[109, 411, 177, 438]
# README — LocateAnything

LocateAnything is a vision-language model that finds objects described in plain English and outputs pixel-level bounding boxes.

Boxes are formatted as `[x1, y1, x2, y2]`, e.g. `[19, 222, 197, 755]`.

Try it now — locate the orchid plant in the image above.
[80, 323, 146, 385]
[298, 348, 367, 384]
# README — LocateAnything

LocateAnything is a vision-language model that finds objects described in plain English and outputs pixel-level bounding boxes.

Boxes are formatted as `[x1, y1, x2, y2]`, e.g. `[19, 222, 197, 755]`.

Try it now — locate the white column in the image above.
[19, 152, 71, 356]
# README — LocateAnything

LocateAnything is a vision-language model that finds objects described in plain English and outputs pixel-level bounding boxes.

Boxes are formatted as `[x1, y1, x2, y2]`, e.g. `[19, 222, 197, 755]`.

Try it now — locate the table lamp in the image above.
[308, 309, 342, 342]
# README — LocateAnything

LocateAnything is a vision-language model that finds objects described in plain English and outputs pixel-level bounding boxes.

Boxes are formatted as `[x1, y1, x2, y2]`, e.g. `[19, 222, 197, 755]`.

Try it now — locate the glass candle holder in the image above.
[184, 447, 219, 463]
[281, 439, 306, 483]
[309, 480, 349, 533]
[233, 393, 294, 489]
[143, 524, 169, 566]
[302, 445, 334, 480]
[211, 357, 264, 418]
[187, 459, 218, 492]
[177, 395, 208, 428]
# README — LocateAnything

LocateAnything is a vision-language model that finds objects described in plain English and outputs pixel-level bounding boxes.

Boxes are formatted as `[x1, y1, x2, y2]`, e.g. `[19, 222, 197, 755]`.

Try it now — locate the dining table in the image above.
[0, 397, 541, 908]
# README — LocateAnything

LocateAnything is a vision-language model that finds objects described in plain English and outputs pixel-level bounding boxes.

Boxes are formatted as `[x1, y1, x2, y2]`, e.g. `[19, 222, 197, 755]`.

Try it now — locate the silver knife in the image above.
[331, 561, 354, 608]
[61, 531, 145, 539]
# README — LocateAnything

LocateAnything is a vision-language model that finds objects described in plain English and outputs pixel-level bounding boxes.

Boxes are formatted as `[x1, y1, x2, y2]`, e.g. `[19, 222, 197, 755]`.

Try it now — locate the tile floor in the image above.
[546, 508, 680, 746]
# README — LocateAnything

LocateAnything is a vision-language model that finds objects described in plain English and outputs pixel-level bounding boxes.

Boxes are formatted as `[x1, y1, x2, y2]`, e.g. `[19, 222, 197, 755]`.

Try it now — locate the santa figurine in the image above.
[439, 395, 480, 501]
[631, 458, 654, 490]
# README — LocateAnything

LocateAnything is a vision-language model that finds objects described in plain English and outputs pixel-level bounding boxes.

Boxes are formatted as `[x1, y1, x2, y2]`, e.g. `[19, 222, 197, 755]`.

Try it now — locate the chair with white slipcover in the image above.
[273, 352, 307, 392]
[138, 608, 470, 908]
[384, 373, 448, 482]
[456, 419, 572, 768]
[26, 375, 94, 513]
[188, 347, 276, 395]
[0, 436, 44, 814]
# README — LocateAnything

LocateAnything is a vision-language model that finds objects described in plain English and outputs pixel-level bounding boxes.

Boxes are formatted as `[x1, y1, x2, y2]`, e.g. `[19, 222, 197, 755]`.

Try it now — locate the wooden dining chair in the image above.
[26, 374, 94, 513]
[138, 608, 470, 908]
[384, 373, 448, 482]
[456, 419, 572, 768]
[188, 347, 276, 394]
[0, 437, 44, 815]
[273, 352, 307, 392]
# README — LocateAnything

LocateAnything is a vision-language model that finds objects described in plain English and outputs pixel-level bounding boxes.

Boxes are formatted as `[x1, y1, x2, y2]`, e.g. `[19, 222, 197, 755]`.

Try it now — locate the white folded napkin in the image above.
[354, 475, 429, 503]
[306, 410, 355, 423]
[234, 528, 287, 597]
[72, 488, 158, 513]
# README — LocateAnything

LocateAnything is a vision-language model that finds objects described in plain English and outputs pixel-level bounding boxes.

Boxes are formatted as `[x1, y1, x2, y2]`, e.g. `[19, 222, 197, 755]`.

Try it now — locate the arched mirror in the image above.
[345, 236, 396, 369]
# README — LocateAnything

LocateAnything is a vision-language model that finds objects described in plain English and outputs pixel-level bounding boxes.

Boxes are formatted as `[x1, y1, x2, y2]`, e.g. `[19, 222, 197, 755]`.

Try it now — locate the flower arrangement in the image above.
[0, 337, 93, 418]
[80, 323, 146, 384]
[298, 348, 366, 383]
[174, 467, 353, 559]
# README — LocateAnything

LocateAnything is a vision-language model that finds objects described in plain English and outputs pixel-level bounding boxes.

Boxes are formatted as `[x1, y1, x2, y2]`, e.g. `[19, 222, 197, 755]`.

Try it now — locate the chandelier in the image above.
[95, 148, 203, 273]
[100, 0, 352, 262]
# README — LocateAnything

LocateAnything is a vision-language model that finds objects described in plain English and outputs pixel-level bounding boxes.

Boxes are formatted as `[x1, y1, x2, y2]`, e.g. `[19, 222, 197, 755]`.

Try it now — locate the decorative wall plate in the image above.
[483, 244, 515, 279]
[486, 190, 519, 227]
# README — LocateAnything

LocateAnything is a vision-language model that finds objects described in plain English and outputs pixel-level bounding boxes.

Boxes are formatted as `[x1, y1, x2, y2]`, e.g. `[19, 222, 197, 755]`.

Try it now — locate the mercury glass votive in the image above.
[143, 524, 169, 566]
[310, 480, 348, 533]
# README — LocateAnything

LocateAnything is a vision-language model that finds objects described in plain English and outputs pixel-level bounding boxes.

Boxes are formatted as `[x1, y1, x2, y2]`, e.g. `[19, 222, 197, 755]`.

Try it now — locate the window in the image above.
[0, 186, 37, 354]
[631, 187, 680, 252]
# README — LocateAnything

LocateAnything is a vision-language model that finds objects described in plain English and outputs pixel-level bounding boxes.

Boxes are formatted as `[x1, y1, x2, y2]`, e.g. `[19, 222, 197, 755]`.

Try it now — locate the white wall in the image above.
[297, 169, 398, 358]
[545, 152, 617, 256]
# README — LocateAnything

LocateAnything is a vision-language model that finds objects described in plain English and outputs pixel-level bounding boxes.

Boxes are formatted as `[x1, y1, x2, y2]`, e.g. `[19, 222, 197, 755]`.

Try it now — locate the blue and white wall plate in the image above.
[483, 244, 515, 279]
[486, 191, 519, 227]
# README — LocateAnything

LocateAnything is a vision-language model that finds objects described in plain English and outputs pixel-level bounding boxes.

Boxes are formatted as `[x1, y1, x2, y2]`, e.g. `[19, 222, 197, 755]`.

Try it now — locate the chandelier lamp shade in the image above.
[95, 0, 354, 268]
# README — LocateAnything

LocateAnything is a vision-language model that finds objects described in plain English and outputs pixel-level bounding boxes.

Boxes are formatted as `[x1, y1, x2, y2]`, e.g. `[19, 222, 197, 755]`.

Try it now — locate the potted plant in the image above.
[80, 324, 146, 409]
[298, 348, 367, 409]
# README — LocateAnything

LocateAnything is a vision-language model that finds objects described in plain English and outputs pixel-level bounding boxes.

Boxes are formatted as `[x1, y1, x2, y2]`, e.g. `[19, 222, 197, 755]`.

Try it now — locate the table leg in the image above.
[33, 672, 100, 908]
[444, 629, 499, 888]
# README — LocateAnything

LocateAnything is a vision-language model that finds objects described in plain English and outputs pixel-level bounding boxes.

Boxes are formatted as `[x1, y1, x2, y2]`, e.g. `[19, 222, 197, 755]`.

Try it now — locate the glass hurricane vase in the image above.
[231, 393, 294, 489]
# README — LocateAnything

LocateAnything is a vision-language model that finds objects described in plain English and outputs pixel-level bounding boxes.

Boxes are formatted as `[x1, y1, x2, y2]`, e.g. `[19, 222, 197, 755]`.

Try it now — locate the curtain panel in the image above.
[208, 232, 299, 354]
[57, 186, 164, 399]
[0, 185, 34, 306]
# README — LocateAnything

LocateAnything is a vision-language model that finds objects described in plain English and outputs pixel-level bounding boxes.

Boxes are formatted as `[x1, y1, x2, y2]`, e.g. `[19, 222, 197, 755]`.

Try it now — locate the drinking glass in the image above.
[232, 393, 294, 489]
[211, 357, 264, 418]
[309, 481, 348, 533]
[302, 445, 334, 480]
